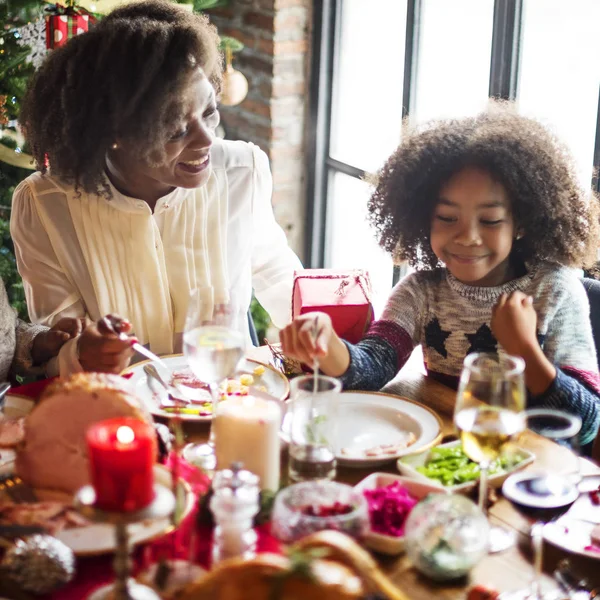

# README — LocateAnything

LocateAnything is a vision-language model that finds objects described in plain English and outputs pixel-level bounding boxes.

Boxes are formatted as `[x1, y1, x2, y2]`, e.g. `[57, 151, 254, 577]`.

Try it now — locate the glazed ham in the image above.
[16, 373, 150, 496]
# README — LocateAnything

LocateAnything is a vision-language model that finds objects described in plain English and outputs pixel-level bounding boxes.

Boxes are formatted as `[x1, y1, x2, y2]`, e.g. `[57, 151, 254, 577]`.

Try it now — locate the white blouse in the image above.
[11, 139, 302, 360]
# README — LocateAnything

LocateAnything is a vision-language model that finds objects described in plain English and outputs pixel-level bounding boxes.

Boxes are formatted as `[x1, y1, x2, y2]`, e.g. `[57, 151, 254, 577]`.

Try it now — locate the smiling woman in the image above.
[9, 0, 302, 371]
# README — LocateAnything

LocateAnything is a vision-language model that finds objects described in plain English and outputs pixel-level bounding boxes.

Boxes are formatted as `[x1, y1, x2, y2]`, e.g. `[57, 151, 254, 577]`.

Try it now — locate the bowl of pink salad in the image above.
[353, 473, 448, 555]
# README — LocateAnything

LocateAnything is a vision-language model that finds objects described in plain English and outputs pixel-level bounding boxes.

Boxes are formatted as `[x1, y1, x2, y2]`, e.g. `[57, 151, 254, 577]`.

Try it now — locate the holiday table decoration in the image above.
[75, 478, 175, 600]
[213, 394, 281, 492]
[0, 533, 76, 594]
[292, 269, 374, 344]
[87, 417, 157, 513]
[44, 2, 96, 50]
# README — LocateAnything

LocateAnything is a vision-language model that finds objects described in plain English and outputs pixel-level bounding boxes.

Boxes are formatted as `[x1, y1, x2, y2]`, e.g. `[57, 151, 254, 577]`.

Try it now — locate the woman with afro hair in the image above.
[281, 103, 600, 447]
[10, 0, 301, 372]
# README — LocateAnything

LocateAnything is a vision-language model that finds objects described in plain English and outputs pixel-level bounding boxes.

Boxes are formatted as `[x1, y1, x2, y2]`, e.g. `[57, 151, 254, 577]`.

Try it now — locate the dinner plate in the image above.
[281, 391, 443, 467]
[397, 440, 535, 493]
[122, 354, 289, 422]
[543, 518, 600, 560]
[0, 394, 35, 476]
[0, 464, 194, 556]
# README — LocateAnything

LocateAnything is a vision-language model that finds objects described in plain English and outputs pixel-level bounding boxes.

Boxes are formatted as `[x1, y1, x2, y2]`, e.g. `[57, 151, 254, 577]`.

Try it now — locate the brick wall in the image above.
[208, 0, 311, 260]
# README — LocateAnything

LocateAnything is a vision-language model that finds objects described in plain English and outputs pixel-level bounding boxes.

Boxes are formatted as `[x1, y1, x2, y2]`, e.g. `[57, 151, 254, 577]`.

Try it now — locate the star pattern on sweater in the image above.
[425, 317, 451, 359]
[465, 324, 498, 355]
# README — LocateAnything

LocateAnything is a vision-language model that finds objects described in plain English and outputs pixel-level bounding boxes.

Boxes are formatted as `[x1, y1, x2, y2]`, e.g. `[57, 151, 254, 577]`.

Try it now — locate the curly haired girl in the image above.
[281, 103, 600, 446]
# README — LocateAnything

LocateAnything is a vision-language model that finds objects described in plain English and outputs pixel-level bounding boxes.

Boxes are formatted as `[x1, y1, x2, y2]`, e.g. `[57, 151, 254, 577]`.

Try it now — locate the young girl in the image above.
[280, 104, 600, 446]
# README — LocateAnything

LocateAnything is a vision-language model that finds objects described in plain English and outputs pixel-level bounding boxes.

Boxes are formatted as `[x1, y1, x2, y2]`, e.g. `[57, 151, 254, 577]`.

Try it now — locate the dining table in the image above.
[2, 346, 600, 600]
[181, 345, 600, 599]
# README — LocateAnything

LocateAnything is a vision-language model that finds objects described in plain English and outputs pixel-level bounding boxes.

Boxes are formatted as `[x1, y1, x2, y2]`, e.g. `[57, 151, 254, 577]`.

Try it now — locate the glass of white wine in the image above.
[182, 288, 246, 473]
[454, 352, 527, 553]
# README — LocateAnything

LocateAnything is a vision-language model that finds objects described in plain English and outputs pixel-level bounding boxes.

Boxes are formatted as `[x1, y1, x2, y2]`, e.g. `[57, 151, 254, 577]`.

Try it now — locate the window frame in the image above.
[305, 0, 600, 269]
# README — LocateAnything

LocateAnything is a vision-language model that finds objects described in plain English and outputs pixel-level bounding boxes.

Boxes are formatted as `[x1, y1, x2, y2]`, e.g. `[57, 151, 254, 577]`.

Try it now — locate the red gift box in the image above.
[45, 12, 91, 49]
[292, 269, 374, 344]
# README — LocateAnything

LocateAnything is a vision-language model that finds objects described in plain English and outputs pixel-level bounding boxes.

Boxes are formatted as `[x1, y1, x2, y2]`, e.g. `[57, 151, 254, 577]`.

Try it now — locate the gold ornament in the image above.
[0, 96, 8, 126]
[220, 46, 248, 107]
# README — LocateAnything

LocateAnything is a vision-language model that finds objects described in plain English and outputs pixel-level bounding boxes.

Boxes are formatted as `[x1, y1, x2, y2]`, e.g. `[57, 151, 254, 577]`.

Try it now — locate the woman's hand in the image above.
[78, 314, 136, 374]
[491, 291, 539, 357]
[31, 317, 88, 364]
[279, 312, 350, 377]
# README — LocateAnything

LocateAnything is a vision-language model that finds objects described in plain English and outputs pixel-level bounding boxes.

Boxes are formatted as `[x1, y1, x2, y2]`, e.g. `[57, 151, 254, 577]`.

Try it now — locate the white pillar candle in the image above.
[213, 395, 281, 491]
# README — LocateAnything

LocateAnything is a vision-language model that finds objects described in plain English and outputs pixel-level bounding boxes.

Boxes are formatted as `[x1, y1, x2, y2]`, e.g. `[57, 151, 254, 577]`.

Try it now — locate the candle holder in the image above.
[75, 484, 175, 600]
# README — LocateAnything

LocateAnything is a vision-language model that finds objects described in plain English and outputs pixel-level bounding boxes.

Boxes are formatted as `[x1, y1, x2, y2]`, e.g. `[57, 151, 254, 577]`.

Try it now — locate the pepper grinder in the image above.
[210, 462, 260, 564]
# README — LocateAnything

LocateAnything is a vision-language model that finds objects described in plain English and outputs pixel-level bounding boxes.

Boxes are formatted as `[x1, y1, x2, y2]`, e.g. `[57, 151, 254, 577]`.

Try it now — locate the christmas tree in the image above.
[0, 0, 43, 317]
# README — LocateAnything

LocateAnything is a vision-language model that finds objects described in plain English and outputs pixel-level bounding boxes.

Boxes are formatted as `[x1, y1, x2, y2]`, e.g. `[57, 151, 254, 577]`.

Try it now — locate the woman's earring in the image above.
[111, 142, 118, 150]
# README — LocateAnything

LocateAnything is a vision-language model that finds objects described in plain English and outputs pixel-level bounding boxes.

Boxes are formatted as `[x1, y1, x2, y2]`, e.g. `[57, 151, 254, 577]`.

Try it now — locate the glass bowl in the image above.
[271, 481, 369, 543]
[404, 494, 489, 581]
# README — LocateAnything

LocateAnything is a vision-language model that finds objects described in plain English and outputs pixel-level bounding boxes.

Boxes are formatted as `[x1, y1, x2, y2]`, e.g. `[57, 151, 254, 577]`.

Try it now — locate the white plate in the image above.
[282, 391, 443, 467]
[397, 440, 535, 493]
[353, 473, 448, 555]
[543, 518, 600, 560]
[123, 354, 289, 422]
[0, 464, 194, 556]
[0, 394, 35, 475]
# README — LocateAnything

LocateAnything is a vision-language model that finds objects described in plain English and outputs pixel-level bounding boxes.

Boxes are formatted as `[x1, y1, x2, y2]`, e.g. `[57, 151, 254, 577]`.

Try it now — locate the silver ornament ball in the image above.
[1, 534, 76, 594]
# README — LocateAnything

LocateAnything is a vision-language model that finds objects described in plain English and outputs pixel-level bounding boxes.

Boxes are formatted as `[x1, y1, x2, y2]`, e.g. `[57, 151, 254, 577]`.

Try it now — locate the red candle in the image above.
[86, 417, 157, 512]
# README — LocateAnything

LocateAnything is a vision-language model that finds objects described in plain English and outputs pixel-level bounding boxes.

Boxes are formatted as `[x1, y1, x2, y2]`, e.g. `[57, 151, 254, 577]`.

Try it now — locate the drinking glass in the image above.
[182, 288, 246, 472]
[288, 374, 341, 483]
[454, 352, 527, 553]
[502, 409, 582, 600]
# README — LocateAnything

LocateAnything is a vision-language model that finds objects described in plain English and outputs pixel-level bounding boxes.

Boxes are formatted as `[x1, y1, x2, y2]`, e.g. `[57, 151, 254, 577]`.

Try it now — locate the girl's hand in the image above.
[31, 317, 88, 364]
[491, 291, 539, 357]
[279, 312, 333, 366]
[78, 314, 135, 373]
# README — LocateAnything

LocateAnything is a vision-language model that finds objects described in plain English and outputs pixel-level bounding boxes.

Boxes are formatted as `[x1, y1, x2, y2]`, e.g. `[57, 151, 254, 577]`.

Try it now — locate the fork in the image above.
[0, 474, 38, 503]
[144, 364, 194, 404]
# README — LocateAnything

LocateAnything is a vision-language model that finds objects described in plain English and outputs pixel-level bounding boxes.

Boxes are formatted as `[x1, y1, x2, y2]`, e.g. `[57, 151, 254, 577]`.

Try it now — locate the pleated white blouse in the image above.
[10, 139, 302, 368]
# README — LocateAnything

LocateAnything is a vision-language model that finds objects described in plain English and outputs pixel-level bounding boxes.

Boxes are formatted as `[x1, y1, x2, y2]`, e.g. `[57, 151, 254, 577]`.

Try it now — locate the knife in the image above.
[100, 315, 169, 370]
[130, 342, 169, 371]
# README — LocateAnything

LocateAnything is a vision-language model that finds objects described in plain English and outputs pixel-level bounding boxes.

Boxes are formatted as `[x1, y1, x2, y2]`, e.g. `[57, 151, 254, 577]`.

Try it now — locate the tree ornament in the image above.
[220, 44, 248, 107]
[15, 17, 47, 69]
[0, 534, 76, 594]
[0, 96, 8, 126]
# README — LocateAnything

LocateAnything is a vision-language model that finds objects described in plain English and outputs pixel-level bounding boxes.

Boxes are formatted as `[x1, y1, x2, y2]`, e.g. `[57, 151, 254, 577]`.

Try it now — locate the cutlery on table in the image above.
[554, 559, 598, 599]
[0, 383, 11, 410]
[0, 475, 37, 504]
[0, 524, 46, 538]
[144, 364, 190, 405]
[100, 315, 169, 369]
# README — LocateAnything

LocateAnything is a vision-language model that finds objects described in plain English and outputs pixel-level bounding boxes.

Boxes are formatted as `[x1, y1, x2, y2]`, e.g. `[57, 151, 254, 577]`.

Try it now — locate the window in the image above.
[307, 0, 600, 311]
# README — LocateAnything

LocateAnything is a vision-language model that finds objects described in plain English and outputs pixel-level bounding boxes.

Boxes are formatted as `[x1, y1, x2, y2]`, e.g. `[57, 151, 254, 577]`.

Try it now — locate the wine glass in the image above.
[502, 409, 582, 600]
[454, 352, 527, 553]
[181, 288, 246, 472]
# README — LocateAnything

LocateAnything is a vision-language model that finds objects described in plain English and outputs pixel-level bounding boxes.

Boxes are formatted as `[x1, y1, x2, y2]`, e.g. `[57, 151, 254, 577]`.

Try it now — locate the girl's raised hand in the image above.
[491, 291, 539, 357]
[279, 312, 333, 366]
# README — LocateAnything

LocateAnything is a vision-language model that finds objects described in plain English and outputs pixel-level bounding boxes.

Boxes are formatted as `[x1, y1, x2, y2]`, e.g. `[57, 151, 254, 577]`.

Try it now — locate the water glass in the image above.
[288, 374, 341, 483]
